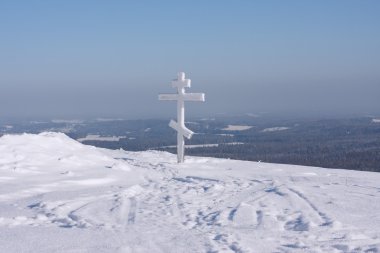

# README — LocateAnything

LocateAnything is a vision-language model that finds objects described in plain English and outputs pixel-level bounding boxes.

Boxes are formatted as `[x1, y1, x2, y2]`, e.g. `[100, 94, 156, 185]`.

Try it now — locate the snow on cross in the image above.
[159, 72, 205, 163]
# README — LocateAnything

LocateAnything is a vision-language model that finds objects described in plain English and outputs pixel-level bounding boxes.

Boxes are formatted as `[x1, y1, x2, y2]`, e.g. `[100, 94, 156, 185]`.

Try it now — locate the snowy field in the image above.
[222, 125, 253, 131]
[0, 133, 379, 253]
[159, 142, 244, 149]
[77, 134, 126, 142]
[261, 127, 290, 132]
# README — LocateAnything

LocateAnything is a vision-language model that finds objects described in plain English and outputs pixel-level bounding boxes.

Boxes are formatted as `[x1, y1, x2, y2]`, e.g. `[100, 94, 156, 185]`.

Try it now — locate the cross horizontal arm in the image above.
[183, 93, 205, 102]
[158, 94, 179, 101]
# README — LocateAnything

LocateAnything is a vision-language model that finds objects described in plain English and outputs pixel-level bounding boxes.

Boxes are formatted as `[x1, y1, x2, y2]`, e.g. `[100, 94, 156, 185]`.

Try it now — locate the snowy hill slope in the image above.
[0, 133, 379, 253]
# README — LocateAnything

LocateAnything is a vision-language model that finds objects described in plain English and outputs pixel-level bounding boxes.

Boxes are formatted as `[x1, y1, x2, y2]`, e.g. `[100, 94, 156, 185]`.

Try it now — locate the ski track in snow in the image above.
[0, 133, 380, 252]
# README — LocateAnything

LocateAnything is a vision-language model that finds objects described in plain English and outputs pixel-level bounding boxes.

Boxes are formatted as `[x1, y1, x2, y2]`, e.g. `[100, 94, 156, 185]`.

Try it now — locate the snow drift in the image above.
[0, 132, 379, 252]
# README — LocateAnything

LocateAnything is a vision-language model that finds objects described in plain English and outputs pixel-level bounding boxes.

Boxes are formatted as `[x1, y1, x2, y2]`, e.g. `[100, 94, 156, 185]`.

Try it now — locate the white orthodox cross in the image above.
[159, 72, 205, 163]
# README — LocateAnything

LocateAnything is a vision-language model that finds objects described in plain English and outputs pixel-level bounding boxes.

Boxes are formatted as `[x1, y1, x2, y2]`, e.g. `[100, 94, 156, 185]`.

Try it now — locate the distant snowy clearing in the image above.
[216, 133, 234, 137]
[77, 134, 125, 142]
[0, 132, 379, 252]
[261, 127, 290, 132]
[222, 125, 253, 131]
[159, 142, 244, 149]
[372, 118, 380, 123]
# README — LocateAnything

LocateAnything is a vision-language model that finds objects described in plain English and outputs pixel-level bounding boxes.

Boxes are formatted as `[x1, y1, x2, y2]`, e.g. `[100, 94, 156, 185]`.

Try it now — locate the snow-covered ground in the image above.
[261, 127, 290, 132]
[222, 125, 253, 131]
[0, 133, 379, 253]
[77, 134, 126, 142]
[159, 142, 244, 149]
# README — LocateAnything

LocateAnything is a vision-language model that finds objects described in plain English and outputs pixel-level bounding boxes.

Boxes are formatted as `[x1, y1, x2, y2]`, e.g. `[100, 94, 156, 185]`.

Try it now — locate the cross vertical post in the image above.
[159, 72, 205, 163]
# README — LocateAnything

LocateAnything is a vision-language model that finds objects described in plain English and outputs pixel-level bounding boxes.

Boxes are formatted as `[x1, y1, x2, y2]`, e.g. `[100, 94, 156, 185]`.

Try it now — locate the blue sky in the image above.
[0, 1, 379, 118]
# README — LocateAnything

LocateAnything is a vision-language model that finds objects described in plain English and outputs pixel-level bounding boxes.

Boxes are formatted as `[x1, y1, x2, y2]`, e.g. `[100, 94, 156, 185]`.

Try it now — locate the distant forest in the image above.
[1, 116, 380, 172]
[166, 117, 380, 172]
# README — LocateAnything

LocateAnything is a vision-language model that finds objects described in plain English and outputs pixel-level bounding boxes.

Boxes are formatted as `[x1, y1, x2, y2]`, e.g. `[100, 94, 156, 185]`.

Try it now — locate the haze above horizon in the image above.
[0, 1, 379, 119]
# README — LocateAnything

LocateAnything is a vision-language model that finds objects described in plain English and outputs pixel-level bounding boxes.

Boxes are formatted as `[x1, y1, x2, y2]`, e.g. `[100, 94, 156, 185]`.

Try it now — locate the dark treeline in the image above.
[1, 115, 380, 172]
[159, 117, 380, 172]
